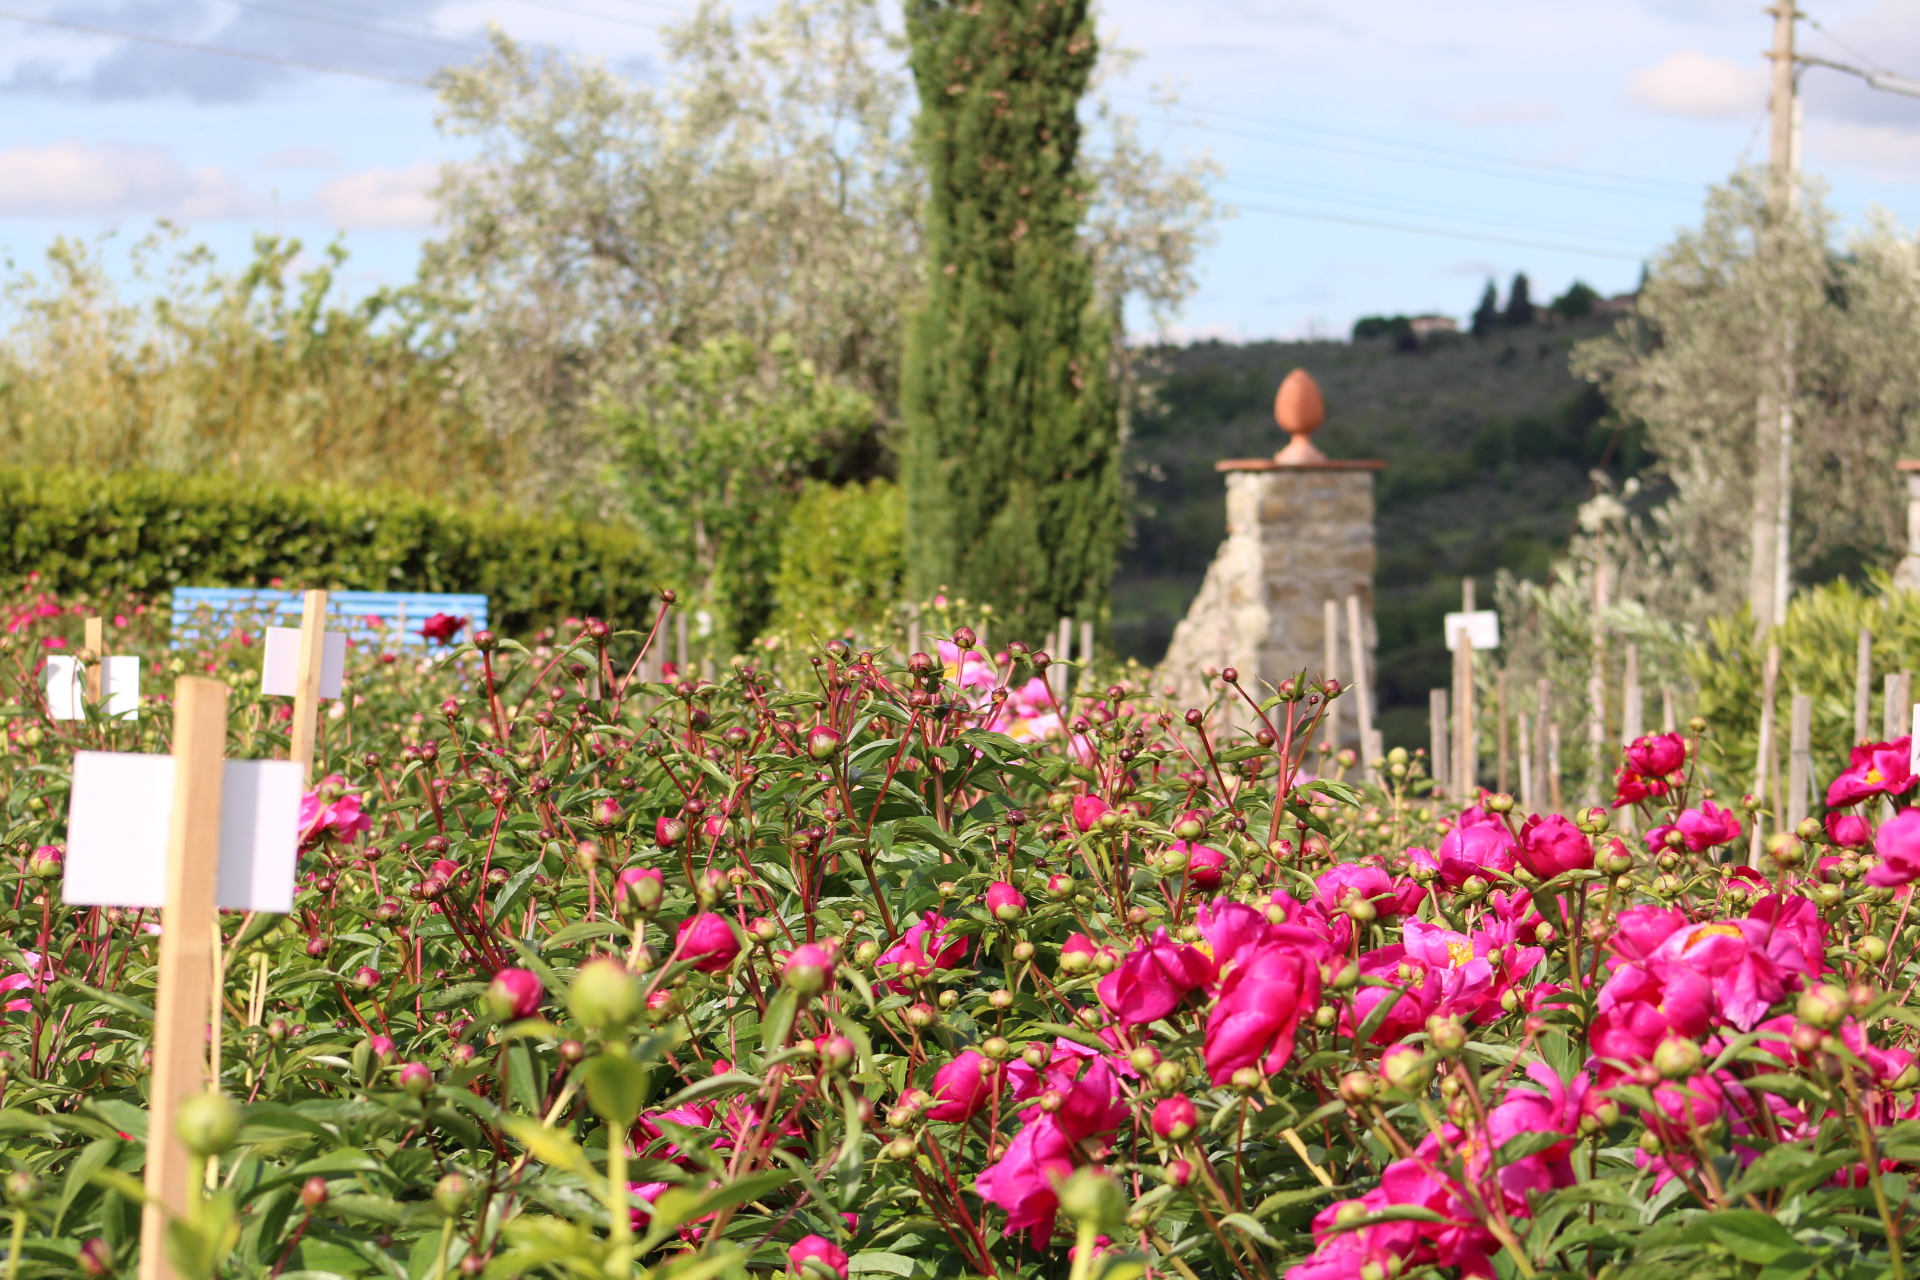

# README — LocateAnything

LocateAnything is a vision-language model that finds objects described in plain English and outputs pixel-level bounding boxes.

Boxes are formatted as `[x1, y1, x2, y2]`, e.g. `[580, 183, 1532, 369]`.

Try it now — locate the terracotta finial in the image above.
[1273, 369, 1327, 464]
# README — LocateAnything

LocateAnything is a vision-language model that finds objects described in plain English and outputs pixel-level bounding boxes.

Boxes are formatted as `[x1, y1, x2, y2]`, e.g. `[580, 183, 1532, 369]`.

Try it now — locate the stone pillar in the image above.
[1160, 370, 1382, 739]
[1895, 462, 1920, 593]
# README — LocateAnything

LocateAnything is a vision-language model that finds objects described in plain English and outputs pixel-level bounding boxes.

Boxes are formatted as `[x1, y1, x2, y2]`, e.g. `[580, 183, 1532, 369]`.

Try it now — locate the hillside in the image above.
[1119, 314, 1648, 749]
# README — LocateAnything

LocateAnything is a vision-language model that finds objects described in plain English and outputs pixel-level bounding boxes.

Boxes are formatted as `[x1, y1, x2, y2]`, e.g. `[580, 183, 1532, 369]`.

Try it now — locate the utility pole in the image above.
[1749, 3, 1800, 632]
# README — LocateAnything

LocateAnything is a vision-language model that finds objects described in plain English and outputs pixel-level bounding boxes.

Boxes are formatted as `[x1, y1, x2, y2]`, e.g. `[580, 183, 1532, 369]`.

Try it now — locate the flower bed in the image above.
[0, 594, 1915, 1279]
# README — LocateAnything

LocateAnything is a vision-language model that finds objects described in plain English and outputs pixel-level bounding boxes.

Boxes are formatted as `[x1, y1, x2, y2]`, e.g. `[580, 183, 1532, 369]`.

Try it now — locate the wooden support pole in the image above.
[1621, 644, 1643, 746]
[906, 603, 921, 663]
[1430, 689, 1450, 795]
[1495, 669, 1509, 795]
[1855, 627, 1874, 744]
[1345, 595, 1378, 767]
[1453, 626, 1475, 798]
[1517, 711, 1533, 812]
[140, 677, 229, 1280]
[289, 590, 328, 785]
[1547, 717, 1563, 813]
[1751, 642, 1781, 868]
[1323, 600, 1341, 751]
[85, 616, 104, 704]
[1662, 686, 1677, 734]
[1787, 692, 1813, 830]
[1078, 620, 1094, 696]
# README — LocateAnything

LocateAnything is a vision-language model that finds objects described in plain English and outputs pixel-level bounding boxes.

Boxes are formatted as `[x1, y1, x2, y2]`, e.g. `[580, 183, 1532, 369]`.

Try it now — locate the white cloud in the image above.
[313, 160, 438, 229]
[260, 146, 341, 170]
[0, 139, 259, 217]
[1807, 120, 1920, 185]
[1628, 50, 1767, 119]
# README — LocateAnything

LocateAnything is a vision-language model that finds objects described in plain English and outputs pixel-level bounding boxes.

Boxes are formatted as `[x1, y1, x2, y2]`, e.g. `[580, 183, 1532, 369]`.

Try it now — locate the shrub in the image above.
[767, 478, 904, 641]
[0, 466, 654, 634]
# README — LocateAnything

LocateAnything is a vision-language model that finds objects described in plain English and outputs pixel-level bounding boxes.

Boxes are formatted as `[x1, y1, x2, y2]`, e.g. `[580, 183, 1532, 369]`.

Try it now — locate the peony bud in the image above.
[1797, 983, 1848, 1029]
[485, 968, 544, 1022]
[434, 1172, 469, 1216]
[27, 846, 61, 881]
[569, 957, 642, 1033]
[807, 726, 843, 761]
[1056, 1167, 1124, 1232]
[985, 880, 1027, 921]
[1152, 1093, 1197, 1140]
[655, 816, 688, 847]
[398, 1062, 434, 1098]
[783, 943, 836, 997]
[175, 1092, 239, 1158]
[1652, 1036, 1701, 1080]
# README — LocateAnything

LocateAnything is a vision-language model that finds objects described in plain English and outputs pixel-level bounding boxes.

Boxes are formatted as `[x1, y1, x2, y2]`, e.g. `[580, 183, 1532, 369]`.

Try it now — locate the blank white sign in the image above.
[1442, 611, 1502, 651]
[45, 656, 140, 721]
[261, 628, 346, 699]
[65, 752, 302, 912]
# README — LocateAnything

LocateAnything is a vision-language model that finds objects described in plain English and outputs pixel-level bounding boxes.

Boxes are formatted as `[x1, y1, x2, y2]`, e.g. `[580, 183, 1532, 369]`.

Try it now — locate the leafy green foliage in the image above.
[768, 479, 904, 642]
[0, 467, 654, 634]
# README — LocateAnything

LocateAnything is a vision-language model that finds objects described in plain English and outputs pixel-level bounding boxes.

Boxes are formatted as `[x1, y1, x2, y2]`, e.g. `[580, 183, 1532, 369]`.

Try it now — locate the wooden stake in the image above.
[1078, 621, 1094, 696]
[1455, 627, 1476, 798]
[140, 677, 229, 1280]
[1855, 627, 1873, 745]
[289, 590, 328, 785]
[1430, 689, 1450, 795]
[1547, 718, 1563, 813]
[1517, 712, 1533, 812]
[1787, 692, 1812, 829]
[1323, 600, 1341, 752]
[1662, 686, 1677, 734]
[1621, 644, 1642, 745]
[1345, 595, 1377, 768]
[1750, 642, 1781, 869]
[85, 616, 104, 704]
[1495, 669, 1509, 795]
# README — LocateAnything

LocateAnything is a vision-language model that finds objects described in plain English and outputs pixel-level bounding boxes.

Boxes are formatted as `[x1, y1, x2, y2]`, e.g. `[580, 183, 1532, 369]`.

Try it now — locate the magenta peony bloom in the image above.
[299, 775, 371, 846]
[677, 914, 741, 973]
[1152, 1093, 1198, 1139]
[1204, 927, 1323, 1081]
[1675, 800, 1742, 851]
[876, 912, 969, 989]
[419, 612, 466, 644]
[486, 967, 544, 1021]
[1608, 905, 1687, 964]
[1611, 765, 1669, 808]
[926, 1050, 993, 1122]
[1516, 813, 1593, 880]
[1625, 732, 1686, 778]
[1071, 795, 1112, 833]
[1825, 811, 1872, 849]
[1424, 814, 1517, 887]
[1343, 947, 1442, 1047]
[974, 1115, 1077, 1238]
[788, 1234, 850, 1279]
[985, 881, 1026, 921]
[1097, 930, 1215, 1025]
[1827, 737, 1916, 808]
[1177, 841, 1228, 890]
[1869, 807, 1920, 885]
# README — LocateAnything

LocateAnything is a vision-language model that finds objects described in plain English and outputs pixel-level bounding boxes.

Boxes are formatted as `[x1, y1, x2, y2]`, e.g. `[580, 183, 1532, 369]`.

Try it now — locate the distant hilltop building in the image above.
[1409, 315, 1457, 337]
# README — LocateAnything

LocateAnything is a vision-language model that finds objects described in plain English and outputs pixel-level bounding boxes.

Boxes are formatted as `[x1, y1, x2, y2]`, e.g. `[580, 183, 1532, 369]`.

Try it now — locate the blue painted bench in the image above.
[169, 588, 490, 649]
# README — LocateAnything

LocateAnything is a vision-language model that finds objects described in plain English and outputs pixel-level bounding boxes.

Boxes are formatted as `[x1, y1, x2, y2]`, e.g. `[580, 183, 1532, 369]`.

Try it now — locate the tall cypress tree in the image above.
[900, 0, 1121, 634]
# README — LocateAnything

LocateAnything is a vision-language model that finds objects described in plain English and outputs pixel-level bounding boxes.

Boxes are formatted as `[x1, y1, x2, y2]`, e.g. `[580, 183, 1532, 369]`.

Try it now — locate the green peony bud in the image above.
[175, 1092, 239, 1158]
[568, 957, 642, 1034]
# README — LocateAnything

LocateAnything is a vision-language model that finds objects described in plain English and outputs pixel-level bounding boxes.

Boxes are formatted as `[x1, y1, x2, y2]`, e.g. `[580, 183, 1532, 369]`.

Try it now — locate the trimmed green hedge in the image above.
[0, 469, 655, 635]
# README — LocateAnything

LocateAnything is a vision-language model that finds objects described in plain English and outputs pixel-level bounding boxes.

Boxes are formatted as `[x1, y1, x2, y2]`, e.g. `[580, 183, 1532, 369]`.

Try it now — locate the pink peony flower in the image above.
[926, 1050, 993, 1123]
[1422, 813, 1517, 887]
[419, 613, 467, 645]
[1204, 926, 1323, 1081]
[1827, 737, 1916, 808]
[1625, 732, 1686, 778]
[1097, 930, 1215, 1026]
[1343, 947, 1442, 1047]
[677, 914, 742, 973]
[788, 1235, 850, 1279]
[876, 912, 969, 989]
[1612, 765, 1669, 808]
[1516, 813, 1593, 880]
[298, 776, 371, 846]
[1868, 807, 1920, 886]
[1675, 800, 1742, 851]
[974, 1116, 1077, 1238]
[1071, 795, 1112, 833]
[1825, 810, 1872, 849]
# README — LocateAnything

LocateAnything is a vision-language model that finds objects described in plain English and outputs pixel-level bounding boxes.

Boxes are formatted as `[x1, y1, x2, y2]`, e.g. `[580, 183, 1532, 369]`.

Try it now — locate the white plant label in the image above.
[1442, 610, 1502, 652]
[261, 627, 346, 699]
[45, 656, 141, 721]
[64, 752, 303, 912]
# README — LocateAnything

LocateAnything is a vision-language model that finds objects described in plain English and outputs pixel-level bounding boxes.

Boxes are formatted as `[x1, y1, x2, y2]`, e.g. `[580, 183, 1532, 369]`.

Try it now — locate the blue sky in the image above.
[1, 0, 1917, 341]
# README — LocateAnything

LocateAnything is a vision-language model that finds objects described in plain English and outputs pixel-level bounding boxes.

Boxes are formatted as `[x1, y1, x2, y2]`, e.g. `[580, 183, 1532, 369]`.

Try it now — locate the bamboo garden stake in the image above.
[1323, 600, 1340, 752]
[1345, 595, 1379, 768]
[140, 677, 229, 1280]
[1856, 628, 1874, 744]
[1788, 692, 1813, 829]
[289, 590, 329, 783]
[85, 616, 104, 703]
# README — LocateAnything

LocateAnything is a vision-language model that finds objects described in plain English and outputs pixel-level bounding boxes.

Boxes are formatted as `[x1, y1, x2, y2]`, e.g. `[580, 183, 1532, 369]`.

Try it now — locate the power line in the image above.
[501, 0, 681, 29]
[1219, 175, 1657, 253]
[1230, 198, 1648, 262]
[1114, 92, 1704, 204]
[0, 7, 430, 86]
[211, 0, 486, 53]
